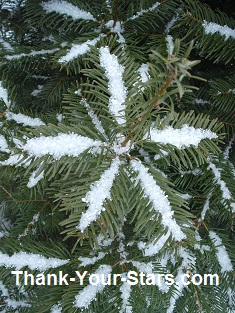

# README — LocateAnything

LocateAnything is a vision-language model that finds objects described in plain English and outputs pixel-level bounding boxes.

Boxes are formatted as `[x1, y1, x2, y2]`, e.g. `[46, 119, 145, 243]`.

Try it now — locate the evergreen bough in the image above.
[0, 0, 235, 312]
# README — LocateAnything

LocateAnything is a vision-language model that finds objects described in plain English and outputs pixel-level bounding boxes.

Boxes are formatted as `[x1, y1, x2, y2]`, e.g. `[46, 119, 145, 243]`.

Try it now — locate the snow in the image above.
[0, 281, 30, 309]
[167, 248, 196, 313]
[130, 160, 186, 241]
[195, 98, 210, 105]
[224, 136, 234, 159]
[74, 265, 112, 309]
[166, 35, 174, 55]
[27, 169, 44, 188]
[78, 252, 106, 266]
[105, 20, 125, 43]
[138, 64, 150, 83]
[200, 197, 210, 220]
[99, 46, 127, 125]
[209, 231, 233, 273]
[42, 0, 95, 21]
[129, 2, 160, 20]
[138, 231, 171, 257]
[0, 36, 13, 51]
[5, 48, 59, 60]
[58, 37, 100, 63]
[31, 85, 43, 96]
[5, 112, 45, 127]
[0, 81, 10, 107]
[207, 162, 233, 200]
[0, 135, 10, 153]
[51, 303, 62, 313]
[120, 281, 132, 313]
[0, 251, 69, 271]
[80, 99, 108, 140]
[147, 124, 217, 149]
[78, 158, 121, 232]
[0, 154, 28, 167]
[21, 133, 103, 160]
[165, 13, 179, 34]
[203, 21, 235, 40]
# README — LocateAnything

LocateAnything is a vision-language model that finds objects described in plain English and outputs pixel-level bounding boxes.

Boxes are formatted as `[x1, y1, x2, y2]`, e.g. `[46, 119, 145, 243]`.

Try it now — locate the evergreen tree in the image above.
[0, 0, 235, 312]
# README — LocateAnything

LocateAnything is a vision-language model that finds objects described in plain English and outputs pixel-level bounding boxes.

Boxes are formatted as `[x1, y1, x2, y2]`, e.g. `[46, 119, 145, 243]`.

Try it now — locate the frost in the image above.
[203, 21, 235, 40]
[5, 112, 45, 127]
[148, 124, 217, 149]
[129, 2, 160, 20]
[42, 0, 95, 21]
[5, 48, 59, 60]
[58, 37, 100, 63]
[209, 231, 233, 273]
[74, 265, 112, 308]
[21, 133, 103, 160]
[131, 160, 186, 241]
[99, 47, 127, 125]
[0, 81, 10, 107]
[0, 251, 69, 271]
[78, 158, 121, 232]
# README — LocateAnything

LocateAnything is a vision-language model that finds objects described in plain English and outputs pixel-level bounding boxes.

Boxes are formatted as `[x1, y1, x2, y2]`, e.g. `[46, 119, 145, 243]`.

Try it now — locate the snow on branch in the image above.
[203, 21, 235, 40]
[78, 252, 106, 267]
[209, 231, 233, 273]
[0, 36, 13, 51]
[42, 0, 95, 21]
[51, 303, 62, 313]
[138, 230, 171, 257]
[21, 133, 103, 160]
[58, 37, 100, 63]
[27, 168, 45, 188]
[167, 247, 196, 313]
[5, 48, 59, 60]
[5, 112, 45, 127]
[0, 81, 10, 107]
[77, 158, 121, 232]
[80, 98, 108, 140]
[147, 124, 217, 149]
[207, 162, 235, 209]
[120, 281, 132, 313]
[0, 251, 69, 271]
[99, 47, 127, 125]
[0, 135, 10, 153]
[130, 160, 186, 241]
[0, 281, 30, 309]
[74, 265, 112, 309]
[138, 64, 150, 83]
[129, 2, 160, 20]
